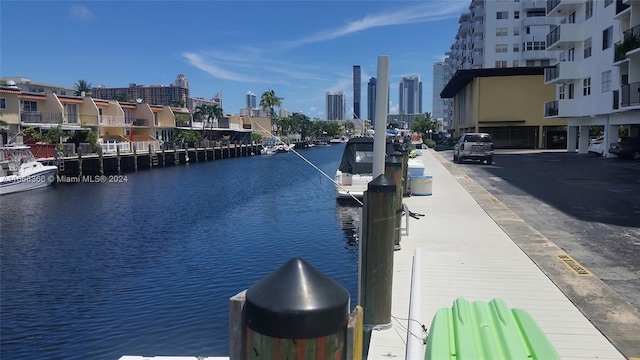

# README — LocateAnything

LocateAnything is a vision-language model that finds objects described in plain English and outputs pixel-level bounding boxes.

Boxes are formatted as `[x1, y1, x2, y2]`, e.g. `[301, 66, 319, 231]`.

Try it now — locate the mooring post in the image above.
[385, 155, 404, 250]
[77, 148, 83, 177]
[360, 175, 396, 330]
[237, 257, 350, 360]
[184, 142, 189, 163]
[116, 146, 121, 175]
[133, 144, 138, 171]
[174, 145, 179, 165]
[162, 146, 166, 167]
[98, 147, 104, 176]
[402, 152, 410, 197]
[148, 144, 153, 168]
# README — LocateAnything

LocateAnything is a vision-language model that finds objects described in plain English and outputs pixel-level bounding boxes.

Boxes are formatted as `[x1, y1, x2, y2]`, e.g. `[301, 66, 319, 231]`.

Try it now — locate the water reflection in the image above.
[335, 202, 362, 246]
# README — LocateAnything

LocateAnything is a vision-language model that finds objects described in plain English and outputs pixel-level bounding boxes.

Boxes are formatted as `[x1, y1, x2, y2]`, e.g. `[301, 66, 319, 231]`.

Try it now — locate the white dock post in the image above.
[373, 55, 390, 179]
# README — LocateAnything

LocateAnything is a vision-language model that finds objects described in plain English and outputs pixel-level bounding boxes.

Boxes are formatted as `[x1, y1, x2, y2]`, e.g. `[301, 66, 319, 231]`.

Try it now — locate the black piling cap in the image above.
[367, 174, 397, 193]
[385, 155, 402, 168]
[245, 257, 350, 339]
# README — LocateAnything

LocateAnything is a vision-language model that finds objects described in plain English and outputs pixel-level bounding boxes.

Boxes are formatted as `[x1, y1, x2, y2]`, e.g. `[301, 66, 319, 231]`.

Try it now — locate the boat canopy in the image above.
[338, 137, 398, 174]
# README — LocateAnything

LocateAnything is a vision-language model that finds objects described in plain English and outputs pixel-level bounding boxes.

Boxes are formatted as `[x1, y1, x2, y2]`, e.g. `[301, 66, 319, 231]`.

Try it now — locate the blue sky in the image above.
[1, 1, 465, 120]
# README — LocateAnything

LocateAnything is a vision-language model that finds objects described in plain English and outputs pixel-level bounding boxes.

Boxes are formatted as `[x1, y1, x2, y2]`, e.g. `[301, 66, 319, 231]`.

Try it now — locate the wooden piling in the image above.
[243, 257, 349, 360]
[148, 144, 153, 168]
[77, 148, 83, 177]
[98, 147, 104, 175]
[116, 147, 121, 175]
[360, 175, 396, 328]
[385, 155, 404, 250]
[162, 147, 166, 167]
[133, 144, 138, 171]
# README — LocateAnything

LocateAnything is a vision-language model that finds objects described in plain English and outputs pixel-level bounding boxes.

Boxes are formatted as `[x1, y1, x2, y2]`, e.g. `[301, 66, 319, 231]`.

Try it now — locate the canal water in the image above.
[0, 144, 361, 359]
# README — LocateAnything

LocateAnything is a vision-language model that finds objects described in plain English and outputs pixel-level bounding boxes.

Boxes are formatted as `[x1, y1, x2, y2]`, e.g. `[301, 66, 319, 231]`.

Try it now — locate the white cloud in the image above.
[183, 52, 265, 83]
[69, 5, 94, 21]
[282, 2, 468, 47]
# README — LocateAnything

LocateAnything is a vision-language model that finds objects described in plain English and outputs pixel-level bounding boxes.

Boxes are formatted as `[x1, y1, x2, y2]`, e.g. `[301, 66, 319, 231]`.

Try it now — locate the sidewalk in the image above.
[367, 149, 626, 360]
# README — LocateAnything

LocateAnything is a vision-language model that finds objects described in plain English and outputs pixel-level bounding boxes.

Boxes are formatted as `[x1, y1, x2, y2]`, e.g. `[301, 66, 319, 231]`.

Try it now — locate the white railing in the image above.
[100, 141, 131, 154]
[98, 115, 129, 126]
[131, 141, 159, 153]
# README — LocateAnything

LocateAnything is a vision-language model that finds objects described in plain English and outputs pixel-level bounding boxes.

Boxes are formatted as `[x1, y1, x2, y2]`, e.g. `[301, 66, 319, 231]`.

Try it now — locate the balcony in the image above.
[98, 115, 128, 126]
[522, 0, 546, 10]
[621, 82, 640, 107]
[616, 0, 630, 16]
[133, 119, 149, 126]
[546, 23, 585, 50]
[544, 99, 582, 118]
[523, 50, 551, 60]
[614, 25, 640, 62]
[544, 62, 582, 84]
[472, 53, 484, 64]
[613, 90, 620, 110]
[547, 0, 585, 17]
[472, 7, 484, 19]
[472, 23, 485, 37]
[20, 111, 63, 124]
[544, 100, 559, 117]
[522, 16, 551, 27]
[472, 41, 484, 50]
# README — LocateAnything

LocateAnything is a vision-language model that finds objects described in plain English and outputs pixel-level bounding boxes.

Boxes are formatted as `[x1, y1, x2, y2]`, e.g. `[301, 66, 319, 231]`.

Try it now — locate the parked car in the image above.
[588, 137, 605, 156]
[609, 137, 640, 160]
[453, 132, 494, 165]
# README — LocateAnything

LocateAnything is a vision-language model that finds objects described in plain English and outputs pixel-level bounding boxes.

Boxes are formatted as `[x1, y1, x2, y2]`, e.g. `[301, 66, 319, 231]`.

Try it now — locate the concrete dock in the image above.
[367, 149, 632, 360]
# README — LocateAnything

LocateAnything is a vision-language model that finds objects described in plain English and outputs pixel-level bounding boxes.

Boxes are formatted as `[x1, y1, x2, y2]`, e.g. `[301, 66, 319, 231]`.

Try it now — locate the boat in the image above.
[0, 145, 58, 195]
[330, 136, 348, 144]
[334, 137, 398, 199]
[276, 143, 296, 153]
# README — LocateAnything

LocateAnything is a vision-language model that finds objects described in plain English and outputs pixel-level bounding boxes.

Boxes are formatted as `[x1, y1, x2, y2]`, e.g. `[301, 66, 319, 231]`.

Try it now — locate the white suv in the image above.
[453, 133, 494, 165]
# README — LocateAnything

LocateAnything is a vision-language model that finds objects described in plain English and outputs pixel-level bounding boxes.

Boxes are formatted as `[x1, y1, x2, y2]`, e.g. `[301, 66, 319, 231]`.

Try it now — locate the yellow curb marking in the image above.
[490, 197, 500, 204]
[557, 254, 593, 276]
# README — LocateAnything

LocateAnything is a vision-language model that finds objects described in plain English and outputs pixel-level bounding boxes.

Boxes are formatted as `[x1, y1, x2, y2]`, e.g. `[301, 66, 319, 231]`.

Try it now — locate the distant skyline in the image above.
[0, 1, 466, 119]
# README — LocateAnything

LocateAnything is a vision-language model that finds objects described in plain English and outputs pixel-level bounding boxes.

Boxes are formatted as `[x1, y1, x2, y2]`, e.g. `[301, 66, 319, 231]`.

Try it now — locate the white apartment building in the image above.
[432, 62, 453, 130]
[543, 0, 640, 155]
[445, 0, 559, 75]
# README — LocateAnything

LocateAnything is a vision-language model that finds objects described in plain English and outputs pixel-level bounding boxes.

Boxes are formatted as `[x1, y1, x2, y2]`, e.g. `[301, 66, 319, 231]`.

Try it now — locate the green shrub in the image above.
[425, 139, 436, 149]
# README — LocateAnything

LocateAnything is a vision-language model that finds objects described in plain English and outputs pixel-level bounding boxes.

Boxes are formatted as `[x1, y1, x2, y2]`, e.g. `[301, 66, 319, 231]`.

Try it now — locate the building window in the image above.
[583, 77, 591, 96]
[497, 11, 508, 19]
[568, 83, 575, 99]
[603, 26, 613, 50]
[514, 11, 520, 19]
[568, 12, 576, 23]
[568, 47, 575, 61]
[514, 27, 520, 36]
[523, 41, 546, 51]
[496, 44, 508, 53]
[496, 28, 508, 36]
[513, 44, 520, 52]
[559, 52, 566, 61]
[584, 38, 592, 58]
[495, 61, 508, 68]
[602, 70, 612, 92]
[23, 101, 37, 111]
[513, 60, 519, 67]
[559, 85, 565, 100]
[585, 0, 593, 20]
[0, 98, 5, 109]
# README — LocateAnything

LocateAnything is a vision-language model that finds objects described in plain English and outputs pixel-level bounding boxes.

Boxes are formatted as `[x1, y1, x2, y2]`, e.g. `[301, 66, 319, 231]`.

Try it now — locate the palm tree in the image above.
[73, 79, 93, 97]
[194, 104, 223, 141]
[259, 90, 283, 135]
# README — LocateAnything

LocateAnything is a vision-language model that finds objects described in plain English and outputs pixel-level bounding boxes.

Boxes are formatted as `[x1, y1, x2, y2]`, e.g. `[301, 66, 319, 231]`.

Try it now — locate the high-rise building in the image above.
[353, 65, 361, 119]
[326, 91, 346, 121]
[246, 91, 256, 109]
[94, 81, 190, 107]
[367, 77, 377, 121]
[175, 74, 189, 88]
[399, 75, 422, 115]
[542, 0, 639, 155]
[432, 62, 452, 130]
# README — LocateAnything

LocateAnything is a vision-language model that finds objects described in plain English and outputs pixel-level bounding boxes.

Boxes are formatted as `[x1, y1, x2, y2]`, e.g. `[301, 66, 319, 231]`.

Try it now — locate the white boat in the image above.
[0, 145, 58, 195]
[334, 137, 397, 199]
[276, 143, 295, 153]
[260, 145, 278, 155]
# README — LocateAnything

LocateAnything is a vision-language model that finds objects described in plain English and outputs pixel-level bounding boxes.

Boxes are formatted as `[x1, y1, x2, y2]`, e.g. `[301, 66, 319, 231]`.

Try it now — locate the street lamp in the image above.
[428, 129, 433, 140]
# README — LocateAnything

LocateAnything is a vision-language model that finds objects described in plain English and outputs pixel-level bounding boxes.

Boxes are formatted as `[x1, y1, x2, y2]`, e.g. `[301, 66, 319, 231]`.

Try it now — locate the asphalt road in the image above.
[439, 149, 640, 312]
